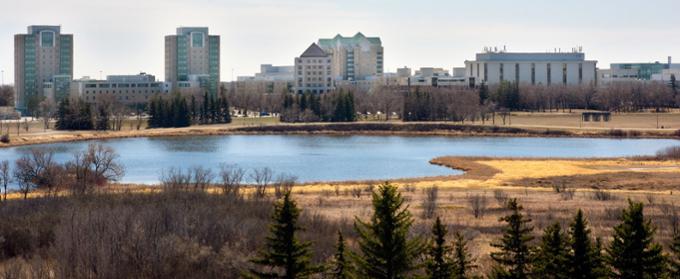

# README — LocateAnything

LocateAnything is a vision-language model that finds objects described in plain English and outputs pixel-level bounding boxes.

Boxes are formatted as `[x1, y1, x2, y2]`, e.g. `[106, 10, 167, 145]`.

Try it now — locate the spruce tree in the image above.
[478, 84, 489, 105]
[426, 217, 454, 279]
[533, 222, 569, 279]
[96, 105, 109, 130]
[568, 209, 607, 279]
[606, 200, 666, 279]
[489, 198, 534, 279]
[248, 191, 319, 279]
[56, 98, 70, 130]
[328, 231, 353, 279]
[190, 95, 197, 123]
[670, 231, 680, 279]
[353, 182, 424, 279]
[451, 231, 476, 279]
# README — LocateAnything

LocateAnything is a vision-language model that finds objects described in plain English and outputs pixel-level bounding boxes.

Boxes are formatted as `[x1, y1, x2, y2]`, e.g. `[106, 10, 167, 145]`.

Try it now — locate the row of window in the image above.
[472, 63, 585, 85]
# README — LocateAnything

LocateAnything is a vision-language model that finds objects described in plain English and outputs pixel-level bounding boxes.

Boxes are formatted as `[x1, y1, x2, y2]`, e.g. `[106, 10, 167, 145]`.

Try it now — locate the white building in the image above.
[464, 49, 597, 86]
[72, 73, 170, 105]
[237, 64, 294, 82]
[294, 43, 334, 94]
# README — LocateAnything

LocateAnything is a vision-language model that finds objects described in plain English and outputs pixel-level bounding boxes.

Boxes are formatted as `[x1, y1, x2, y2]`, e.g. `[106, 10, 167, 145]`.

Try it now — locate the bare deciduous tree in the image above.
[0, 160, 10, 202]
[250, 167, 273, 198]
[190, 166, 214, 192]
[218, 163, 245, 198]
[13, 148, 61, 198]
[273, 173, 297, 199]
[421, 186, 439, 219]
[468, 193, 488, 219]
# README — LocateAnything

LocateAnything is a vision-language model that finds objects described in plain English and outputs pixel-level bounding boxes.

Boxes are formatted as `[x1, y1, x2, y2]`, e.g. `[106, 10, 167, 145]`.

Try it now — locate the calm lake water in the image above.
[0, 135, 678, 185]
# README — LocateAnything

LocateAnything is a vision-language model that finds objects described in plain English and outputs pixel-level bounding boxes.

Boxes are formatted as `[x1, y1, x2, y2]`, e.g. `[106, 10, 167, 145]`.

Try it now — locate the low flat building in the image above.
[464, 48, 598, 86]
[72, 73, 170, 105]
[600, 58, 679, 84]
[294, 43, 334, 94]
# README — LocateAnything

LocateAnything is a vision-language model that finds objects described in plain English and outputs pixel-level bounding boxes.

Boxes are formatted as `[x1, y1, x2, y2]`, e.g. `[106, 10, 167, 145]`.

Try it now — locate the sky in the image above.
[0, 0, 679, 83]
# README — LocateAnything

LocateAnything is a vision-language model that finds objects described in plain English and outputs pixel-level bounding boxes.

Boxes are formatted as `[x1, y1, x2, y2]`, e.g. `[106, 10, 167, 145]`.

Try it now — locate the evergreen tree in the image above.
[353, 182, 424, 279]
[328, 231, 354, 279]
[489, 199, 534, 279]
[568, 209, 607, 279]
[671, 74, 678, 96]
[202, 91, 209, 124]
[606, 200, 666, 279]
[478, 84, 489, 105]
[190, 95, 197, 124]
[533, 222, 569, 279]
[426, 217, 454, 279]
[56, 98, 70, 130]
[451, 231, 476, 279]
[670, 231, 680, 279]
[96, 105, 110, 130]
[220, 93, 232, 123]
[248, 191, 319, 278]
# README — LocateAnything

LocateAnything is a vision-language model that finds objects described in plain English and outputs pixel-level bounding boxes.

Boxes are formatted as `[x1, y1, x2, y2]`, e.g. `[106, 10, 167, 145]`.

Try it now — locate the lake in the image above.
[0, 135, 678, 185]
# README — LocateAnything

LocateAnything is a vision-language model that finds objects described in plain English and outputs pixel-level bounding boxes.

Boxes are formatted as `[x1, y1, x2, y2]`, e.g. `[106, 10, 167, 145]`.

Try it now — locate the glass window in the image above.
[40, 31, 55, 47]
[191, 32, 204, 48]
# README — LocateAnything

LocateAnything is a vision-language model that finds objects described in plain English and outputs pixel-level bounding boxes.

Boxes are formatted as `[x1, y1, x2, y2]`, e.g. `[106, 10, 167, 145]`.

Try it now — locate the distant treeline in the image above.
[147, 92, 232, 128]
[280, 90, 356, 122]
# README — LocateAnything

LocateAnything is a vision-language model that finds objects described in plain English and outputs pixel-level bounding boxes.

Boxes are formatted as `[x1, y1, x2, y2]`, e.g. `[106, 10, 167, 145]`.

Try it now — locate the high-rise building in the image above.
[317, 32, 383, 81]
[294, 43, 334, 94]
[165, 27, 220, 96]
[464, 49, 597, 87]
[14, 25, 73, 113]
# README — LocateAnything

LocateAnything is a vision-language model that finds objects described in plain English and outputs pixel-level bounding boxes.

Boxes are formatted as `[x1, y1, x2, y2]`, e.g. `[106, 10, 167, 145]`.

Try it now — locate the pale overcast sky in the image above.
[1, 0, 679, 83]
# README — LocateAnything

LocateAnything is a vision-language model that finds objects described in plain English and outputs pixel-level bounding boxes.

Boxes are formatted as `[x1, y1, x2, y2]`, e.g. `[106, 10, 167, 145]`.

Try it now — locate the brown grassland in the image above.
[1, 113, 680, 277]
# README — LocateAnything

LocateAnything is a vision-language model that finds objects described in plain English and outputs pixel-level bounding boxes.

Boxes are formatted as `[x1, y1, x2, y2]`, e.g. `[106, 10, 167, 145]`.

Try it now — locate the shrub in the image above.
[493, 189, 509, 207]
[656, 146, 680, 160]
[0, 134, 9, 144]
[591, 189, 616, 201]
[421, 186, 439, 219]
[468, 193, 488, 219]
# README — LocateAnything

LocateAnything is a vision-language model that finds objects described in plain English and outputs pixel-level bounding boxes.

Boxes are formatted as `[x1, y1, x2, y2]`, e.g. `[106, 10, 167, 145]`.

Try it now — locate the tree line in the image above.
[149, 92, 232, 128]
[247, 182, 680, 278]
[280, 90, 356, 122]
[0, 143, 124, 199]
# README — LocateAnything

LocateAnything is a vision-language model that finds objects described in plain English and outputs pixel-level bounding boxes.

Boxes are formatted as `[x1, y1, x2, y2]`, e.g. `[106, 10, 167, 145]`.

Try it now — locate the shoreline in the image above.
[1, 122, 679, 149]
[5, 155, 680, 200]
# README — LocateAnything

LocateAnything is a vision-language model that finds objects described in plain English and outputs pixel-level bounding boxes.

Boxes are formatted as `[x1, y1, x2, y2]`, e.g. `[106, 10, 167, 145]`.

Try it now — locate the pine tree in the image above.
[606, 200, 666, 279]
[328, 231, 353, 279]
[220, 93, 232, 123]
[190, 95, 197, 124]
[568, 209, 607, 279]
[451, 231, 476, 279]
[670, 231, 680, 279]
[489, 198, 534, 279]
[533, 222, 569, 279]
[56, 98, 70, 130]
[426, 217, 454, 279]
[248, 191, 319, 278]
[353, 182, 424, 278]
[478, 84, 489, 105]
[96, 105, 109, 130]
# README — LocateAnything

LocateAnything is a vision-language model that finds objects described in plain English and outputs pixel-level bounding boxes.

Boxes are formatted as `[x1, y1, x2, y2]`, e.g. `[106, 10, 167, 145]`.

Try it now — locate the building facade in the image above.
[317, 32, 383, 81]
[464, 50, 597, 87]
[15, 25, 73, 113]
[294, 43, 334, 94]
[599, 58, 679, 84]
[165, 27, 220, 97]
[72, 73, 170, 105]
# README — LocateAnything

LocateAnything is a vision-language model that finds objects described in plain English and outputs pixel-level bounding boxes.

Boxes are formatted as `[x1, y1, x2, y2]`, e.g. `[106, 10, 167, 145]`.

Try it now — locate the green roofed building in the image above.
[165, 27, 220, 97]
[14, 25, 73, 114]
[317, 32, 383, 81]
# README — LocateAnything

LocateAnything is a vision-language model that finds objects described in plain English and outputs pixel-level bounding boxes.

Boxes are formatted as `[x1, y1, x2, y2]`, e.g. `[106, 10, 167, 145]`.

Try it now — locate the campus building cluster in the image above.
[10, 25, 680, 114]
[12, 25, 219, 114]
